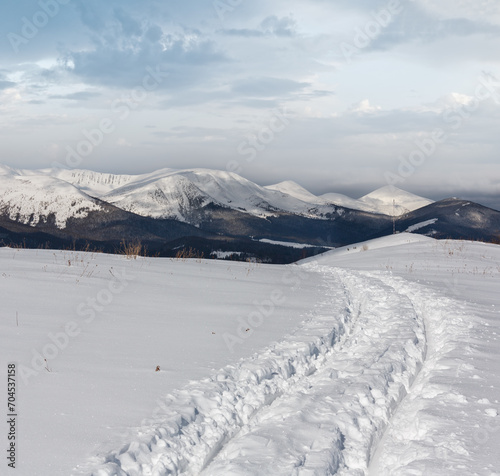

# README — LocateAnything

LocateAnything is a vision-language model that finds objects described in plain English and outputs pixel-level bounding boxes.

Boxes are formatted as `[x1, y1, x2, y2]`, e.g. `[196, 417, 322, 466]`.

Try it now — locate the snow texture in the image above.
[1, 233, 499, 475]
[0, 173, 102, 228]
[0, 166, 433, 228]
[257, 238, 319, 248]
[405, 218, 438, 232]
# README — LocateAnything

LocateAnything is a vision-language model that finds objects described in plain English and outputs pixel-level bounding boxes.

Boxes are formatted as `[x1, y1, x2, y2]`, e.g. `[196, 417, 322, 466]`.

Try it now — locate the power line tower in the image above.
[392, 199, 396, 234]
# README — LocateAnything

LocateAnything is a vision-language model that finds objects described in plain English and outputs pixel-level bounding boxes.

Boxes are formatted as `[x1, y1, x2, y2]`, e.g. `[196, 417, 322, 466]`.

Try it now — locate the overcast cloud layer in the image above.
[1, 0, 499, 208]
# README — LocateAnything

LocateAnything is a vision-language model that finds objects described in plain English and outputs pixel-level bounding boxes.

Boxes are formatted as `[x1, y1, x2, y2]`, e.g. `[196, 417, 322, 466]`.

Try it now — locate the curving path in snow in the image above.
[75, 263, 434, 476]
[201, 267, 427, 476]
[366, 273, 476, 475]
[4, 237, 498, 475]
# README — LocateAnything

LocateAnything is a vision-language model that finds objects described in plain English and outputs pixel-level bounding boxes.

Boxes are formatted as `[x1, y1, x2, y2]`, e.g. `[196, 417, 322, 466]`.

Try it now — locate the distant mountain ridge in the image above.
[0, 166, 432, 227]
[0, 165, 498, 263]
[0, 173, 103, 228]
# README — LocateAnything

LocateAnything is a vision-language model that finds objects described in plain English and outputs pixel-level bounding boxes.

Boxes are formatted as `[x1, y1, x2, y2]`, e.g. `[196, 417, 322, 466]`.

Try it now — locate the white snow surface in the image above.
[358, 185, 433, 216]
[258, 238, 319, 249]
[405, 218, 439, 232]
[264, 180, 329, 204]
[0, 173, 103, 228]
[0, 166, 433, 226]
[51, 169, 139, 196]
[209, 251, 243, 259]
[1, 234, 499, 475]
[321, 185, 433, 216]
[264, 181, 434, 217]
[99, 169, 341, 222]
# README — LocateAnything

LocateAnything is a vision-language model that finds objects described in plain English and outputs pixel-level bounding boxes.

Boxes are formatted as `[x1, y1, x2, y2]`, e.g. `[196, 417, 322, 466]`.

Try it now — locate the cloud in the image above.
[348, 99, 381, 114]
[65, 29, 229, 90]
[221, 28, 265, 38]
[145, 25, 163, 43]
[49, 91, 102, 101]
[367, 3, 500, 52]
[0, 80, 16, 90]
[260, 15, 298, 37]
[113, 7, 142, 37]
[231, 77, 309, 98]
[151, 125, 228, 141]
[1, 0, 499, 206]
[234, 98, 281, 109]
[158, 89, 230, 108]
[74, 0, 107, 32]
[0, 1, 90, 63]
[220, 15, 298, 38]
[0, 71, 16, 90]
[306, 90, 335, 98]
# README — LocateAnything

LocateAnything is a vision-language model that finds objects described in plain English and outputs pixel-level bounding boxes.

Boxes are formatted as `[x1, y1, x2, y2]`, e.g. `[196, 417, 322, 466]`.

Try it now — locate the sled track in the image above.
[75, 265, 428, 476]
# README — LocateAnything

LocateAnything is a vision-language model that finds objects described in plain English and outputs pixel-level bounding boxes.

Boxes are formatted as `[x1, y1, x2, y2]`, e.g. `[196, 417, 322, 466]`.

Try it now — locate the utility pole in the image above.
[392, 199, 396, 234]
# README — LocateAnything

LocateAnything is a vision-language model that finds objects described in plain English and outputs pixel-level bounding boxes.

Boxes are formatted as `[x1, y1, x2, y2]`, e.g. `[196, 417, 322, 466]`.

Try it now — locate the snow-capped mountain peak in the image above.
[0, 164, 18, 176]
[0, 164, 435, 229]
[264, 181, 323, 204]
[359, 185, 433, 216]
[0, 173, 103, 228]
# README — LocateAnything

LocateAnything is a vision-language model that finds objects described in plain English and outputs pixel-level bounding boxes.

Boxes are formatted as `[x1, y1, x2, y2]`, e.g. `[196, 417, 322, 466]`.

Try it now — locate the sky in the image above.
[1, 0, 500, 209]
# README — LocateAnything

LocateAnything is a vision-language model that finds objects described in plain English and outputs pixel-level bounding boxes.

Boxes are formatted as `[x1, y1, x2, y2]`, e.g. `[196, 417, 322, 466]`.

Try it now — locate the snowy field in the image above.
[1, 233, 499, 475]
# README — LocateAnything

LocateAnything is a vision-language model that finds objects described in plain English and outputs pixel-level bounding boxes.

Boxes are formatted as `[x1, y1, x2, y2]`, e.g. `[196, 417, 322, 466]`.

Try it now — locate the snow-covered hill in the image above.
[265, 180, 328, 204]
[57, 168, 340, 221]
[0, 173, 103, 228]
[0, 164, 17, 176]
[50, 169, 138, 196]
[2, 235, 499, 475]
[320, 184, 433, 215]
[358, 184, 434, 215]
[103, 169, 286, 221]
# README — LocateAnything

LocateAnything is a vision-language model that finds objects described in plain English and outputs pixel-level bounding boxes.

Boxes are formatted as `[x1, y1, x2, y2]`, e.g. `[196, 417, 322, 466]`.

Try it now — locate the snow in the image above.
[209, 251, 243, 259]
[359, 185, 434, 215]
[0, 250, 327, 475]
[321, 185, 434, 216]
[319, 191, 368, 211]
[0, 166, 434, 228]
[0, 174, 102, 228]
[0, 164, 17, 176]
[405, 218, 438, 232]
[1, 234, 499, 475]
[264, 180, 327, 204]
[99, 168, 339, 222]
[103, 173, 214, 221]
[257, 238, 319, 248]
[51, 169, 138, 196]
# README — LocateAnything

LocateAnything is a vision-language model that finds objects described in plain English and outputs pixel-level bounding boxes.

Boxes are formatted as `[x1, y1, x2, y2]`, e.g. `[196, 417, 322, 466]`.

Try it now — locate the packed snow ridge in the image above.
[0, 165, 433, 227]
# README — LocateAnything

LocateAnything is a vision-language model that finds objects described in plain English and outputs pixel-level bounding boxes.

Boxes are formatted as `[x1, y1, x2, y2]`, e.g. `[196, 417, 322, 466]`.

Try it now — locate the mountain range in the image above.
[0, 165, 498, 263]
